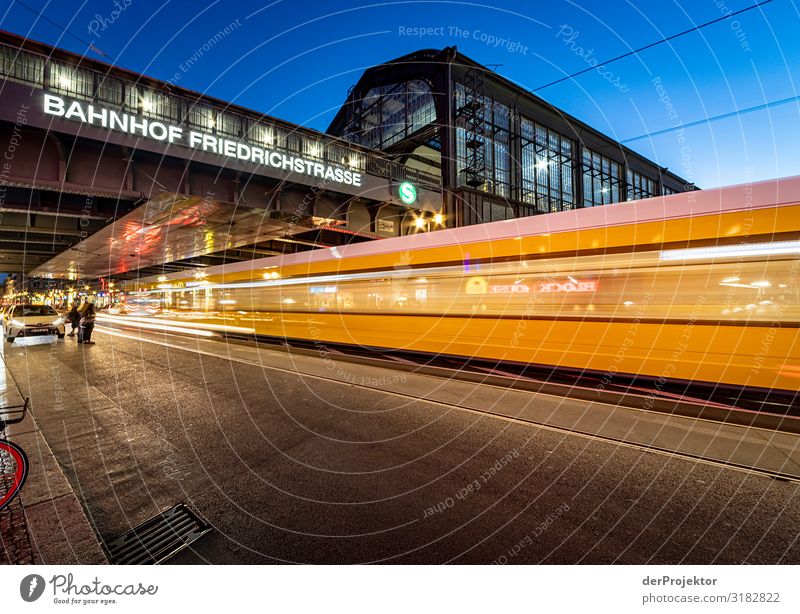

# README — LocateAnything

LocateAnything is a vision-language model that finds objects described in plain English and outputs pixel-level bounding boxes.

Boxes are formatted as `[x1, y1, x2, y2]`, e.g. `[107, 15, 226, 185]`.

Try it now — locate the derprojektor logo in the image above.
[20, 574, 46, 602]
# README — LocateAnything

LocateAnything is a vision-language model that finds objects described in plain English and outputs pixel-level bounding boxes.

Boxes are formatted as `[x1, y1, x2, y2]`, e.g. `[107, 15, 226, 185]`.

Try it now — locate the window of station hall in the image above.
[247, 122, 271, 147]
[48, 61, 94, 101]
[626, 168, 658, 201]
[303, 137, 324, 161]
[94, 75, 126, 107]
[216, 112, 242, 138]
[187, 103, 216, 132]
[454, 84, 512, 198]
[326, 142, 367, 171]
[582, 148, 623, 207]
[343, 79, 435, 150]
[0, 46, 43, 86]
[520, 119, 575, 213]
[140, 87, 181, 123]
[247, 122, 286, 150]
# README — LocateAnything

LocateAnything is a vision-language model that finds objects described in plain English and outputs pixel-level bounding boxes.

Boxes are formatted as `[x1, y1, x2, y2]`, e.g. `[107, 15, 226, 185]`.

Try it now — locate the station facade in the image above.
[328, 47, 694, 227]
[0, 33, 692, 289]
[0, 31, 440, 284]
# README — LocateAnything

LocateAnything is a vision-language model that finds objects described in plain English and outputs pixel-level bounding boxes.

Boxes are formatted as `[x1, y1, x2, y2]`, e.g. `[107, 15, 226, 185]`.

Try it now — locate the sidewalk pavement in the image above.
[0, 352, 107, 564]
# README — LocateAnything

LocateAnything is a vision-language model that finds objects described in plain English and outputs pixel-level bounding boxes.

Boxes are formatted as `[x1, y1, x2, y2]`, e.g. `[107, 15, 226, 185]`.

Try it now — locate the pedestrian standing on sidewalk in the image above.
[79, 303, 97, 345]
[76, 299, 89, 342]
[67, 303, 81, 337]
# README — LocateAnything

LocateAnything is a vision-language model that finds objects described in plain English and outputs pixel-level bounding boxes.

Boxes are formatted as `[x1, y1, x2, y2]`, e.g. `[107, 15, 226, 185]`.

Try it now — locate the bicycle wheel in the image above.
[0, 439, 28, 511]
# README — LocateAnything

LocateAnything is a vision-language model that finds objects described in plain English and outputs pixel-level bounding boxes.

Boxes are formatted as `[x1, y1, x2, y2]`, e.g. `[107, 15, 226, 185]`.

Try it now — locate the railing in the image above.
[393, 164, 443, 191]
[0, 42, 442, 192]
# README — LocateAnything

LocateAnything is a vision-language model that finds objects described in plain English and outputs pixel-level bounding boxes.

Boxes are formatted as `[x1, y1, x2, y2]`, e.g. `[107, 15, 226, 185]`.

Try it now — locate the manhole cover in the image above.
[105, 503, 211, 564]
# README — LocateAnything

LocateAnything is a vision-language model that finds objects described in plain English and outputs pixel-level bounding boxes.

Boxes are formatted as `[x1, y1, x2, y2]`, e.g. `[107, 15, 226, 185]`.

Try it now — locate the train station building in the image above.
[0, 31, 691, 290]
[329, 47, 693, 227]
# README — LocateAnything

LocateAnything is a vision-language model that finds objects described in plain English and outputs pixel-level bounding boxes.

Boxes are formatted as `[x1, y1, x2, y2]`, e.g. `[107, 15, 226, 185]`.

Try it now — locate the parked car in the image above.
[4, 304, 66, 342]
[1, 304, 19, 330]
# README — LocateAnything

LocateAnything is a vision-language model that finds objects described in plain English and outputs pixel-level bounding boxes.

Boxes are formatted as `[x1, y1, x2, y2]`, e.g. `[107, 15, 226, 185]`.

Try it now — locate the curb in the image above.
[1, 356, 107, 564]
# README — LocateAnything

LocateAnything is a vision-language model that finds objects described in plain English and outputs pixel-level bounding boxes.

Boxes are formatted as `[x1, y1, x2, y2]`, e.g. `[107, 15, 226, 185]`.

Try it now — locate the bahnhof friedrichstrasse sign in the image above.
[42, 93, 364, 187]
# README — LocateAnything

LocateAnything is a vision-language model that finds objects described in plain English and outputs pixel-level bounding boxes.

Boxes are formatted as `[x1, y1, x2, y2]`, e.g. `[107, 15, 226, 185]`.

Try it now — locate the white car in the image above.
[1, 304, 18, 330]
[4, 304, 65, 342]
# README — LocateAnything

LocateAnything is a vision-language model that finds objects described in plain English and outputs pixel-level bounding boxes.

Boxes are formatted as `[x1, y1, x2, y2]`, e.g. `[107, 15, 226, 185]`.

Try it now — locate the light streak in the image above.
[660, 240, 800, 261]
[97, 314, 255, 334]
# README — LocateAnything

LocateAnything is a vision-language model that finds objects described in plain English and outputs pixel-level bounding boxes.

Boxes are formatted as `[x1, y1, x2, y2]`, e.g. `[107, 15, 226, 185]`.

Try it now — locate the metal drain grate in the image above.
[105, 503, 211, 564]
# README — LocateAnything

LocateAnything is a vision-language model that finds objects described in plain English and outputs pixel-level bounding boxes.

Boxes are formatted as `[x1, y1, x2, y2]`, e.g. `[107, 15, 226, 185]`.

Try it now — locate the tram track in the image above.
[210, 332, 800, 434]
[96, 322, 800, 483]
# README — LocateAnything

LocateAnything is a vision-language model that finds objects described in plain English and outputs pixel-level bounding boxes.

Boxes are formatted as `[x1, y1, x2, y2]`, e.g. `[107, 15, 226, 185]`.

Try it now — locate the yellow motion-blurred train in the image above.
[121, 177, 800, 408]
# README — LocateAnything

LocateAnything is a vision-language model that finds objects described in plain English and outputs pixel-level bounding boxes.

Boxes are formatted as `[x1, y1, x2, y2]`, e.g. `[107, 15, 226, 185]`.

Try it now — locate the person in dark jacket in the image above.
[79, 303, 97, 345]
[67, 304, 81, 337]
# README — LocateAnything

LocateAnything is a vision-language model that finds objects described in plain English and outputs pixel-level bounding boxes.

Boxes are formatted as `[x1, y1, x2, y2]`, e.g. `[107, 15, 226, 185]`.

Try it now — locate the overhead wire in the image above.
[533, 0, 775, 91]
[622, 94, 800, 142]
[12, 0, 114, 60]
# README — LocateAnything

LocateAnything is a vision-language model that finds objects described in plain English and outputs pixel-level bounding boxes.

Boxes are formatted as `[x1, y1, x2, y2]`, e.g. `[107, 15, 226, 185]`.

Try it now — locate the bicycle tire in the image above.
[0, 439, 28, 512]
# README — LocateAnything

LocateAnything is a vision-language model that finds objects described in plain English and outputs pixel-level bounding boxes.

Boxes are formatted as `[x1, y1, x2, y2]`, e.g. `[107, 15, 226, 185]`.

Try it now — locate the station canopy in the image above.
[30, 192, 348, 280]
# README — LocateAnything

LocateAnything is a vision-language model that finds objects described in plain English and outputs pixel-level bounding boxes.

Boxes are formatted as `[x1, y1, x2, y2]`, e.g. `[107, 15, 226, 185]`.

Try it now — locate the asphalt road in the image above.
[2, 329, 799, 564]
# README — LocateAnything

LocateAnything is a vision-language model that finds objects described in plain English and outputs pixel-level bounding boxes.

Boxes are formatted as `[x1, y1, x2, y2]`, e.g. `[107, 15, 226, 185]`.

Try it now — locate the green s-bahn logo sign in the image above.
[398, 181, 417, 205]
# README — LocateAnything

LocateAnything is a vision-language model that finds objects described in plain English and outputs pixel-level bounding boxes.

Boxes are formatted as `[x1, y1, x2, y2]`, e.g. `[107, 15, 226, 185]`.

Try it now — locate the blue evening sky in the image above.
[1, 0, 798, 189]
